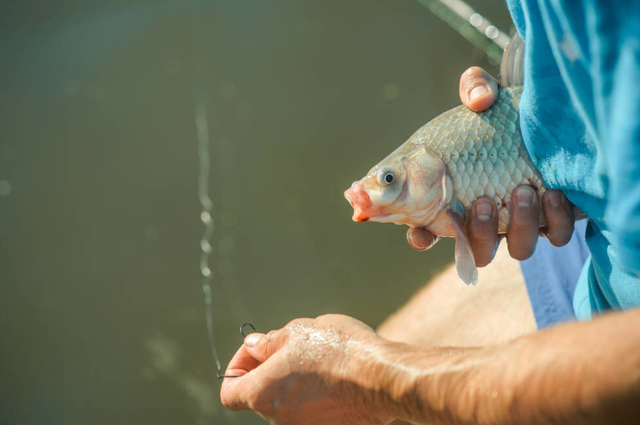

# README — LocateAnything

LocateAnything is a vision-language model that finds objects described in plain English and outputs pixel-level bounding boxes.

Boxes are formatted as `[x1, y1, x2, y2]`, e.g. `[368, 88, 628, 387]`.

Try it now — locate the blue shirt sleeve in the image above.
[507, 0, 640, 320]
[592, 2, 640, 276]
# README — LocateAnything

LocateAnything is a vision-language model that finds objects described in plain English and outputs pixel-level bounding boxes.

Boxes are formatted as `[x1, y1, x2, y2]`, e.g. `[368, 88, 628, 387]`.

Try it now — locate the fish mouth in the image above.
[366, 213, 406, 223]
[344, 183, 372, 222]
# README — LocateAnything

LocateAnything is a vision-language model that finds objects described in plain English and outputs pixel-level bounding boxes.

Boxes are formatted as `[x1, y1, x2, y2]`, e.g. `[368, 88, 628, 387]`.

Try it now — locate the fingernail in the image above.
[407, 230, 430, 251]
[546, 190, 562, 207]
[245, 333, 262, 348]
[475, 201, 493, 221]
[516, 187, 533, 208]
[469, 85, 489, 101]
[406, 231, 418, 250]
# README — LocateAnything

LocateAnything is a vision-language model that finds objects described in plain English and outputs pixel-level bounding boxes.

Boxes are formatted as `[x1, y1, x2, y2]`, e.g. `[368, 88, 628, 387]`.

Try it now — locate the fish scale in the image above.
[411, 85, 545, 232]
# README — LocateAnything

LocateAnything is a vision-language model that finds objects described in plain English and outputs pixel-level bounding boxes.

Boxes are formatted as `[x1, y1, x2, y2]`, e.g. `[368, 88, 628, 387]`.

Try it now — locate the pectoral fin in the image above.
[445, 206, 478, 286]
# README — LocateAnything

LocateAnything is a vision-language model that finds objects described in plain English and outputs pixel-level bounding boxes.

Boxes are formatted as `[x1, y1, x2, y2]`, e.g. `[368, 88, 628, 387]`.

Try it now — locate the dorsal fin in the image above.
[498, 32, 525, 88]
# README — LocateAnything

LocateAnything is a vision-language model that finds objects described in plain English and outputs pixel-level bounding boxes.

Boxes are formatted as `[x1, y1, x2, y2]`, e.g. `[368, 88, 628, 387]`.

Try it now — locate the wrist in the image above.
[347, 336, 461, 424]
[352, 338, 487, 425]
[342, 335, 401, 423]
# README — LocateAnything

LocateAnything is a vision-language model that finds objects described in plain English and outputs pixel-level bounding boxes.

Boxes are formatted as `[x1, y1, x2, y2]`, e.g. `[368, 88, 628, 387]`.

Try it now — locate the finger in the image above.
[224, 343, 262, 378]
[467, 197, 499, 267]
[506, 186, 540, 260]
[220, 345, 260, 411]
[221, 350, 286, 415]
[407, 227, 439, 251]
[459, 66, 498, 112]
[541, 190, 574, 247]
[244, 329, 287, 363]
[220, 376, 251, 411]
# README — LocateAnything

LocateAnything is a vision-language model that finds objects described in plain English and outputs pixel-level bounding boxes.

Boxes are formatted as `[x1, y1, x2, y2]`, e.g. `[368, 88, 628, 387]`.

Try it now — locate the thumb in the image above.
[407, 227, 440, 251]
[244, 329, 286, 363]
[459, 66, 498, 112]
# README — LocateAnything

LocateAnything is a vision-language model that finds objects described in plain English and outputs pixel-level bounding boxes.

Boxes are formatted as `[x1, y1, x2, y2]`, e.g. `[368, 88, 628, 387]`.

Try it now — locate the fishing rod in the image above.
[416, 0, 511, 63]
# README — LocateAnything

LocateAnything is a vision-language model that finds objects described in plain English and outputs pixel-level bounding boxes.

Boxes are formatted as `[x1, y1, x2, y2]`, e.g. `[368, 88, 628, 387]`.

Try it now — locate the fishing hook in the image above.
[240, 322, 256, 337]
[217, 322, 257, 379]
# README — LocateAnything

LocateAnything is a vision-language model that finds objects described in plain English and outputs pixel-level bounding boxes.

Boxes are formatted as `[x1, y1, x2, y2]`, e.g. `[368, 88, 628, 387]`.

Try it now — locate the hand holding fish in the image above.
[408, 67, 576, 266]
[346, 66, 580, 284]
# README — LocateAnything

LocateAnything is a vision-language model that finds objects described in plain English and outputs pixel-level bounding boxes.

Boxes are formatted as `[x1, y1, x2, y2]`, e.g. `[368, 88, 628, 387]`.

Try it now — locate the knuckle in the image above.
[258, 329, 279, 349]
[265, 329, 279, 339]
[286, 318, 305, 329]
[462, 66, 485, 80]
[284, 318, 309, 333]
[460, 66, 491, 90]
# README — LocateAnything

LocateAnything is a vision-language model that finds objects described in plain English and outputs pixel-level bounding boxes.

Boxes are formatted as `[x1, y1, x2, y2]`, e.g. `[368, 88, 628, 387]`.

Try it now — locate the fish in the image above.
[344, 34, 578, 285]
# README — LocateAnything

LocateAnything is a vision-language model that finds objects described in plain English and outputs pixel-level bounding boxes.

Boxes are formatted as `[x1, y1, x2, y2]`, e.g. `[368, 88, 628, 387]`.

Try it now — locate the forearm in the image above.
[378, 243, 536, 348]
[363, 309, 640, 425]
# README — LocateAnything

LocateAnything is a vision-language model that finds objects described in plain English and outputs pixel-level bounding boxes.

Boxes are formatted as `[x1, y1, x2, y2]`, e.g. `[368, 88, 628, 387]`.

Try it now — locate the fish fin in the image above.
[498, 32, 525, 88]
[446, 205, 478, 286]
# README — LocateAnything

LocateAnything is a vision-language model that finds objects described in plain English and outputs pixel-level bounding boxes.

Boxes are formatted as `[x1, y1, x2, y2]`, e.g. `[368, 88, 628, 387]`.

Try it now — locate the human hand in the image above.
[406, 67, 576, 266]
[220, 314, 395, 425]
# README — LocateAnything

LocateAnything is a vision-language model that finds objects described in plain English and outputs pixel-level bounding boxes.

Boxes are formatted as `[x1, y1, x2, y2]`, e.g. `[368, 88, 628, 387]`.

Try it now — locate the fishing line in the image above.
[194, 95, 226, 378]
[195, 74, 254, 380]
[189, 0, 255, 381]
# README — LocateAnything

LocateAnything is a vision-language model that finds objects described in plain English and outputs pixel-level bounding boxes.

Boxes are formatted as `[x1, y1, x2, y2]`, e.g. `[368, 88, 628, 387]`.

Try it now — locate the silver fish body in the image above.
[407, 85, 545, 233]
[345, 88, 583, 284]
[345, 86, 559, 285]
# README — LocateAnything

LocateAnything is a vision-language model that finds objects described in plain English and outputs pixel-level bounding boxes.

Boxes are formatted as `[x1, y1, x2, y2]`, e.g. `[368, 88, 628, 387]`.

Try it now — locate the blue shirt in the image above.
[508, 0, 640, 322]
[521, 221, 590, 328]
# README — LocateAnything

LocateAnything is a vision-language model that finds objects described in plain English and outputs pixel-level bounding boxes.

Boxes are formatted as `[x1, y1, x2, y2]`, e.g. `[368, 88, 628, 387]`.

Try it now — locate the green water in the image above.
[0, 1, 512, 424]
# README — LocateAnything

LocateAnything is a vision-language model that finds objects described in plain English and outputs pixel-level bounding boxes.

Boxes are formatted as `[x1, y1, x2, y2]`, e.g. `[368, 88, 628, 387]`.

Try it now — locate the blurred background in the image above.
[0, 1, 513, 424]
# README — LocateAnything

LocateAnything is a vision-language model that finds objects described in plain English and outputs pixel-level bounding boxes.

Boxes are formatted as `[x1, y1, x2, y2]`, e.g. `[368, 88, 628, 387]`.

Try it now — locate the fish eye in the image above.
[377, 168, 395, 185]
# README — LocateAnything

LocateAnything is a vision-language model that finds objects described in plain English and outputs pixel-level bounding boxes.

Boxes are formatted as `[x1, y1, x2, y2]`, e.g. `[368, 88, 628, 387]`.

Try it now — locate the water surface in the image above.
[0, 1, 512, 424]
